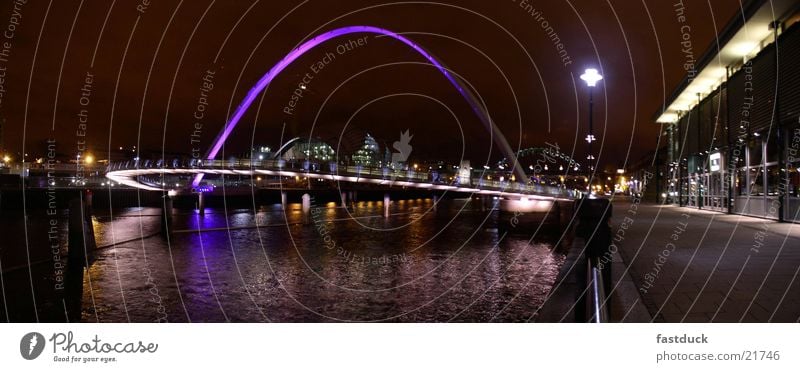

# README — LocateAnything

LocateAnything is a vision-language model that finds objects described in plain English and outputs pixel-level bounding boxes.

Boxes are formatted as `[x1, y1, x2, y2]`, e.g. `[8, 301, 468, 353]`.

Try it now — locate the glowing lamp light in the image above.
[580, 68, 603, 87]
[732, 42, 758, 57]
[657, 113, 679, 123]
[708, 67, 727, 78]
[84, 154, 95, 164]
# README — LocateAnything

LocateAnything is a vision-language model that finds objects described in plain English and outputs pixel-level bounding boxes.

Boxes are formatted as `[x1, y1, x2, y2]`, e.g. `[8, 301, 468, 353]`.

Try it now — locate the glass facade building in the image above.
[352, 134, 381, 167]
[658, 0, 800, 222]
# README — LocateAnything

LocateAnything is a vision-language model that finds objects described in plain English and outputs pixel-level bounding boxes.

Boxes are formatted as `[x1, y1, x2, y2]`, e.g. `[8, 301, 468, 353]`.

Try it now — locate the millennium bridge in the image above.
[104, 25, 585, 214]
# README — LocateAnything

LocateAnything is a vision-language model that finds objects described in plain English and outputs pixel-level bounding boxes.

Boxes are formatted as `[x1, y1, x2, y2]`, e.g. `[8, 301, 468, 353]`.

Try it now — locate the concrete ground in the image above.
[610, 199, 800, 322]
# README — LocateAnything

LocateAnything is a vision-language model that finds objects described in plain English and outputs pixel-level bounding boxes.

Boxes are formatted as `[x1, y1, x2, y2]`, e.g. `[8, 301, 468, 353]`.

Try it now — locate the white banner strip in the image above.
[0, 323, 798, 371]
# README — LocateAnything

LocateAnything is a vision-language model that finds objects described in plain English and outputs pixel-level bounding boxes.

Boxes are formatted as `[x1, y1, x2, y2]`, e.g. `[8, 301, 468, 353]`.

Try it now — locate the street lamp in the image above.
[580, 68, 603, 181]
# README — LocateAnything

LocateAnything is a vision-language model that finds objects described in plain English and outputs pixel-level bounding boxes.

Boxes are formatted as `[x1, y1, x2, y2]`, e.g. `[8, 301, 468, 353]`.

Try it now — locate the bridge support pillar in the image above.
[161, 194, 173, 235]
[84, 190, 93, 218]
[340, 191, 347, 208]
[384, 193, 390, 218]
[432, 194, 438, 212]
[281, 191, 288, 210]
[68, 194, 96, 265]
[302, 193, 311, 224]
[556, 201, 573, 233]
[351, 190, 358, 204]
[65, 192, 95, 322]
[198, 192, 205, 216]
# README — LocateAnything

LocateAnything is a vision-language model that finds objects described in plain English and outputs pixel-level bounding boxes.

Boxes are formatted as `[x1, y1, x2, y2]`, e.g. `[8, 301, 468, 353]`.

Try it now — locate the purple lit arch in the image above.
[194, 26, 524, 186]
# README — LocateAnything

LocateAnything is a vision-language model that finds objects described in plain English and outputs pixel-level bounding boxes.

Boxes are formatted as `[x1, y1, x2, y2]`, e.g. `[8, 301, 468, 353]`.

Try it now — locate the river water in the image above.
[36, 197, 566, 322]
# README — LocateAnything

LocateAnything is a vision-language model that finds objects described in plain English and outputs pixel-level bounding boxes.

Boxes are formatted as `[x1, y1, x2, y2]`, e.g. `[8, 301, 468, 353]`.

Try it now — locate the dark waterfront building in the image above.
[655, 0, 800, 222]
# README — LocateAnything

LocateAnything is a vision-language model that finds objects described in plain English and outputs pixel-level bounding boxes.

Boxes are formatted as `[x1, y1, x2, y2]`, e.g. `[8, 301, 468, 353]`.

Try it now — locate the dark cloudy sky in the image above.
[0, 0, 740, 170]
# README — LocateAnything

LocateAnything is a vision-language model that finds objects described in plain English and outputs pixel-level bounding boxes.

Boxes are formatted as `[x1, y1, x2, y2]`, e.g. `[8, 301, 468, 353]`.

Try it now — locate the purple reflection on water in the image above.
[74, 200, 564, 322]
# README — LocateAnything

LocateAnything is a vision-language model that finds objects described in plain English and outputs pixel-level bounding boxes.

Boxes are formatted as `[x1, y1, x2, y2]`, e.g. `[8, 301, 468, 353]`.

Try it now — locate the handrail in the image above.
[574, 196, 612, 323]
[588, 261, 609, 323]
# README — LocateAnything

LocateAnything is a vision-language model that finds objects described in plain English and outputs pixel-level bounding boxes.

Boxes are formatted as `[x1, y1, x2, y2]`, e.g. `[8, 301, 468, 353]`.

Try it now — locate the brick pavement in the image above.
[611, 200, 800, 322]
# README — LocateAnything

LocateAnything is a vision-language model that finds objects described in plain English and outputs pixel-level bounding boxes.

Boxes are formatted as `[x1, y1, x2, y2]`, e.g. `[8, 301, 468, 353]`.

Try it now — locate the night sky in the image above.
[0, 0, 740, 170]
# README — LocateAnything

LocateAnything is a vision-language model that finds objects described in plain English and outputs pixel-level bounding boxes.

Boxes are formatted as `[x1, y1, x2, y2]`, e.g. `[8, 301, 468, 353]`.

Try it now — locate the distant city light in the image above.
[193, 184, 215, 193]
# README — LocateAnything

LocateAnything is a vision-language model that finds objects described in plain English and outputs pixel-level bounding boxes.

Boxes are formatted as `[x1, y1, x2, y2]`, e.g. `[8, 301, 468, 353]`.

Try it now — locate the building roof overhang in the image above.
[654, 0, 799, 124]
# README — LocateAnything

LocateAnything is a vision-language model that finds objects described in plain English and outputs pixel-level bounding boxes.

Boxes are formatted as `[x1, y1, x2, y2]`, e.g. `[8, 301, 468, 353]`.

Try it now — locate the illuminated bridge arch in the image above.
[194, 25, 524, 186]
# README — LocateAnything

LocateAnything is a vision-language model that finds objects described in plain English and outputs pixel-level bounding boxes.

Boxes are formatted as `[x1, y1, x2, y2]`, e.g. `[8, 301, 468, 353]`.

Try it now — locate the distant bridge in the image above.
[106, 159, 574, 204]
[105, 26, 578, 209]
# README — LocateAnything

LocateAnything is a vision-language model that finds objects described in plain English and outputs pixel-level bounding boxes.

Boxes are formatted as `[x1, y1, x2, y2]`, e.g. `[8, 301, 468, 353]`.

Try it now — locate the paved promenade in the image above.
[611, 199, 800, 322]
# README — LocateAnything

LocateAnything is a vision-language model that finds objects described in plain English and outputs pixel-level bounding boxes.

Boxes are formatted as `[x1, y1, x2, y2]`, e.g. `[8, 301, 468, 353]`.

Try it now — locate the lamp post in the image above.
[580, 68, 603, 191]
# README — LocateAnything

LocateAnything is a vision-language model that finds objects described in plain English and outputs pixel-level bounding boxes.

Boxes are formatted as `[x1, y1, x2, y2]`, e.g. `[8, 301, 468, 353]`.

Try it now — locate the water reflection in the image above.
[81, 198, 564, 322]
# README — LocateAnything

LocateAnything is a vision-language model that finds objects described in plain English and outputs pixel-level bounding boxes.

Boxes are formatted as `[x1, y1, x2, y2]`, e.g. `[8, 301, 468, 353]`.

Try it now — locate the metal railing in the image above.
[588, 260, 609, 323]
[574, 197, 612, 322]
[106, 158, 578, 198]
